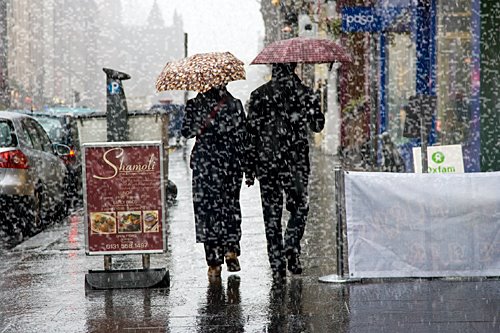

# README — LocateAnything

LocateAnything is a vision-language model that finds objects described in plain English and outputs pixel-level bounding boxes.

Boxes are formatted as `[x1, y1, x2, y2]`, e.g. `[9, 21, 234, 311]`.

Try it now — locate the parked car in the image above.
[28, 112, 82, 204]
[11, 108, 98, 205]
[0, 112, 70, 242]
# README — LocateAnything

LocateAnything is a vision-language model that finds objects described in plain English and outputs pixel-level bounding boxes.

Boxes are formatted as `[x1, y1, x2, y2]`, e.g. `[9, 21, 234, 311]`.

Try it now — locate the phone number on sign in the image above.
[105, 242, 149, 250]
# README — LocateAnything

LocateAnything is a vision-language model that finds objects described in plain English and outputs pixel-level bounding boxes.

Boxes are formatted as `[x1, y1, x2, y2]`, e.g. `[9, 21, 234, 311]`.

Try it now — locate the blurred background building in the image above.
[1, 0, 184, 111]
[0, 0, 7, 109]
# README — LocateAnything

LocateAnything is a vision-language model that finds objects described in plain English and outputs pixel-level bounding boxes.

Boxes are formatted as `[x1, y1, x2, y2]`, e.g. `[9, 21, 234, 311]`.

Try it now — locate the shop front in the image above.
[342, 0, 482, 172]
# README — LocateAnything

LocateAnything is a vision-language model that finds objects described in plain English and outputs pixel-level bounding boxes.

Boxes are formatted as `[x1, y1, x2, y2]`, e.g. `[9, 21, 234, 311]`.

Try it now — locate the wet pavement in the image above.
[0, 142, 499, 333]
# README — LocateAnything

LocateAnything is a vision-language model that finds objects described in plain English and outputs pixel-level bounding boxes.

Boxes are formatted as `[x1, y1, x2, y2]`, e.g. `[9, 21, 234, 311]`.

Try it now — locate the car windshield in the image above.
[33, 116, 63, 142]
[0, 120, 17, 148]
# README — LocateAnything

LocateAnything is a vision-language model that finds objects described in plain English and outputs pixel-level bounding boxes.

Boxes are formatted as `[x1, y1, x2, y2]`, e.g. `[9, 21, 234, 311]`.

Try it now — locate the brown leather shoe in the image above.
[225, 252, 241, 272]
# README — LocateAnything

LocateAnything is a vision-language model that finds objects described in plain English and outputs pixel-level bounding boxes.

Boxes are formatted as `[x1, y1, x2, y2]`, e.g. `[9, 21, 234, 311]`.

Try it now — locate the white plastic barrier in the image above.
[344, 171, 500, 279]
[76, 111, 168, 144]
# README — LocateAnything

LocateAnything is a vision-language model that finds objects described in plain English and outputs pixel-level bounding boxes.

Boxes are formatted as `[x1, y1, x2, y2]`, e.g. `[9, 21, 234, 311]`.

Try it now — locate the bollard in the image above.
[142, 254, 150, 270]
[335, 167, 345, 278]
[104, 255, 112, 271]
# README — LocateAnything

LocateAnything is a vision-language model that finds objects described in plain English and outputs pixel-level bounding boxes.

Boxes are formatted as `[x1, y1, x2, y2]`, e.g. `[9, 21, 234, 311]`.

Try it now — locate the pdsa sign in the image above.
[83, 142, 166, 255]
[341, 7, 382, 32]
[413, 144, 465, 173]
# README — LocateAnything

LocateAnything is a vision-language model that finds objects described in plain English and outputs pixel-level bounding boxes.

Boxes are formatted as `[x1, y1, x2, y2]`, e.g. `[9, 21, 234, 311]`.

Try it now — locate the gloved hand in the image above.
[245, 173, 255, 187]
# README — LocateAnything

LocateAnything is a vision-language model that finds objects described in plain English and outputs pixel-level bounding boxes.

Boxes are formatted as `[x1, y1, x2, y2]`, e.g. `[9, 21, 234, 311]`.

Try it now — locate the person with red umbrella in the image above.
[245, 62, 325, 280]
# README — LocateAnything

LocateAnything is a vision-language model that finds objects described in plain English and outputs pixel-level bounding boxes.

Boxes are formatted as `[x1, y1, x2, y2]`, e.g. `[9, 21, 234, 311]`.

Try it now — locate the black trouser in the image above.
[204, 242, 241, 267]
[258, 171, 309, 273]
[193, 165, 243, 267]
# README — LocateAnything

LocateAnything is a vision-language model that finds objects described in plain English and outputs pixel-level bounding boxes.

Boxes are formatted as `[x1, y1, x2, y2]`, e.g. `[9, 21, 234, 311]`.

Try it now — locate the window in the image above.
[0, 121, 17, 148]
[32, 120, 53, 152]
[22, 119, 43, 151]
[34, 116, 64, 143]
[386, 33, 416, 144]
[436, 0, 473, 145]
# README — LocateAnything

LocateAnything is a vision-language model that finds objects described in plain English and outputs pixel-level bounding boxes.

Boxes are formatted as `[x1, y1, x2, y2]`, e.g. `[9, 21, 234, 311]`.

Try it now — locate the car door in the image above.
[22, 119, 66, 207]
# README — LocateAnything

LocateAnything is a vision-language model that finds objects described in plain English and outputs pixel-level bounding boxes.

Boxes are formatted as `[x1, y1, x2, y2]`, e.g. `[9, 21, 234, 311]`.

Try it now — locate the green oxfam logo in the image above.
[431, 151, 445, 164]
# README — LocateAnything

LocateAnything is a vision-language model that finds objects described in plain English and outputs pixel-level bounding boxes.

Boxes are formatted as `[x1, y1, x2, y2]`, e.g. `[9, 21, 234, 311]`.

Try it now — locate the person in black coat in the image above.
[181, 85, 247, 279]
[246, 63, 325, 279]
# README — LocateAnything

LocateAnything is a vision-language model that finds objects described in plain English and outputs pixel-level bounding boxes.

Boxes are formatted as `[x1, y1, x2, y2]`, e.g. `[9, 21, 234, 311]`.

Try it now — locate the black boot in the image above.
[287, 253, 303, 275]
[272, 267, 286, 281]
[271, 257, 286, 281]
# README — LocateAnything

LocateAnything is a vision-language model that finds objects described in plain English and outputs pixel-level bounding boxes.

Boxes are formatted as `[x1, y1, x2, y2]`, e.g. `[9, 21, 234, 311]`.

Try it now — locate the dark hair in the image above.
[272, 63, 297, 80]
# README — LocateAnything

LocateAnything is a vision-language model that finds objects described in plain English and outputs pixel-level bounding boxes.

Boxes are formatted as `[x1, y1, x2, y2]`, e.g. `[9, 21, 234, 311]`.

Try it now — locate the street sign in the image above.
[341, 7, 382, 32]
[341, 6, 409, 33]
[83, 141, 166, 255]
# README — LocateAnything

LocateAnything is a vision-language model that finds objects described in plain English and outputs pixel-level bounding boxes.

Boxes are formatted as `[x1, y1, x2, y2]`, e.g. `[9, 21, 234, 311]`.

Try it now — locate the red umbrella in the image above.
[251, 37, 351, 65]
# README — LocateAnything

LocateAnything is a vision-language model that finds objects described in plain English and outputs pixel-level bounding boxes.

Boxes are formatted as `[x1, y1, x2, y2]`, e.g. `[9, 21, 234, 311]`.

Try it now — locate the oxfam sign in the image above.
[428, 151, 456, 173]
[431, 151, 445, 164]
[413, 145, 464, 173]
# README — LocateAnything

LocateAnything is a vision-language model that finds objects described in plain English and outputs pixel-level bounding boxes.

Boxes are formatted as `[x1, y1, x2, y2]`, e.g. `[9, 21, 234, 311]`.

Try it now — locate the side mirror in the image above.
[53, 143, 71, 156]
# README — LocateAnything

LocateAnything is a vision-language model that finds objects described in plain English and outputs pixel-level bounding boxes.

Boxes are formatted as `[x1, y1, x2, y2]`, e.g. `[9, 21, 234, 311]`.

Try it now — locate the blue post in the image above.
[415, 0, 431, 95]
[415, 0, 437, 147]
[466, 0, 481, 172]
[379, 32, 387, 134]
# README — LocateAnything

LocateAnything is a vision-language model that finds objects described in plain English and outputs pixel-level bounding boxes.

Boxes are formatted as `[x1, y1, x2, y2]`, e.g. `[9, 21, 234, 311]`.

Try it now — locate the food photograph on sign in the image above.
[118, 211, 142, 233]
[143, 210, 159, 233]
[90, 212, 117, 234]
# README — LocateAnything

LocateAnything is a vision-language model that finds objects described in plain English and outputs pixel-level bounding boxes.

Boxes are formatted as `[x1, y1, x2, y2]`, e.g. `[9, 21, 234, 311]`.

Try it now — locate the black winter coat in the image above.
[246, 74, 324, 186]
[182, 90, 246, 173]
[181, 89, 246, 244]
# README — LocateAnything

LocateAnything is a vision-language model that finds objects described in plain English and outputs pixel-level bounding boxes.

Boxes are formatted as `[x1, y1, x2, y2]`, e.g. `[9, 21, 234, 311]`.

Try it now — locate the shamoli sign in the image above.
[92, 147, 157, 180]
[413, 144, 465, 173]
[83, 142, 166, 255]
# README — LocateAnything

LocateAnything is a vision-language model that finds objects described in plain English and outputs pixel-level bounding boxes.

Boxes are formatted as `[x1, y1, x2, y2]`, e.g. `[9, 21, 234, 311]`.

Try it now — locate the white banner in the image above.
[345, 171, 500, 278]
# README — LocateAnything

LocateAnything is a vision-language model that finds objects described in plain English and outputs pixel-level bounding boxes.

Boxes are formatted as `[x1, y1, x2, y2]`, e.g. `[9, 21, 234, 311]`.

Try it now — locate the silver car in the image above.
[0, 112, 69, 242]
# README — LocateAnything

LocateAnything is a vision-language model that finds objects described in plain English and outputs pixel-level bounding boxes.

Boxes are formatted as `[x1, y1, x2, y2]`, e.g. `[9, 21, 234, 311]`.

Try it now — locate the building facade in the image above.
[338, 0, 499, 172]
[5, 1, 100, 110]
[260, 0, 498, 172]
[3, 0, 184, 111]
[0, 0, 7, 108]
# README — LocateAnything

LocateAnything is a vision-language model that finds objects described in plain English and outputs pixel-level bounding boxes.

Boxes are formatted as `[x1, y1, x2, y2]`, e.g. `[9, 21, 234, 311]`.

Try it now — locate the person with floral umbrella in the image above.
[157, 52, 248, 279]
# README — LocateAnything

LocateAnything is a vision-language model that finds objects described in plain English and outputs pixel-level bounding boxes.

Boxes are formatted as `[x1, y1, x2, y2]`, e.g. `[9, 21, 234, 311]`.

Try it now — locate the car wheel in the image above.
[2, 210, 24, 247]
[56, 185, 70, 221]
[27, 189, 44, 236]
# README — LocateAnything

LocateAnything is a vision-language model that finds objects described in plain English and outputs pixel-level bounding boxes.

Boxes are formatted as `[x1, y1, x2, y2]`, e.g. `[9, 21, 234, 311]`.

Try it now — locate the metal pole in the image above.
[142, 254, 150, 270]
[183, 33, 188, 106]
[318, 167, 349, 283]
[420, 98, 428, 173]
[335, 167, 345, 277]
[104, 255, 112, 271]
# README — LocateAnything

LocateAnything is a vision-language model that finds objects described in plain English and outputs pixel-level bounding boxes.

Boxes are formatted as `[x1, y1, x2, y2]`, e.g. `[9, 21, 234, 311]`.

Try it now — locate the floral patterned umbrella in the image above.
[251, 37, 351, 64]
[156, 52, 246, 93]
